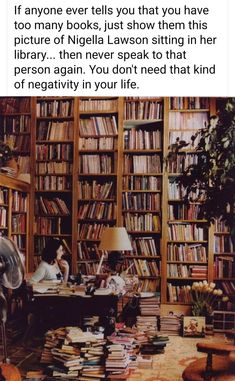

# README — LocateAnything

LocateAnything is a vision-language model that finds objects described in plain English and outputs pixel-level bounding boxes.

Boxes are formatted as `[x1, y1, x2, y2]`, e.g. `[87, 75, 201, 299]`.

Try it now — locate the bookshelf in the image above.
[77, 97, 121, 274]
[0, 97, 31, 174]
[122, 97, 163, 292]
[0, 96, 233, 310]
[0, 174, 30, 270]
[212, 218, 235, 319]
[161, 97, 216, 304]
[31, 97, 77, 268]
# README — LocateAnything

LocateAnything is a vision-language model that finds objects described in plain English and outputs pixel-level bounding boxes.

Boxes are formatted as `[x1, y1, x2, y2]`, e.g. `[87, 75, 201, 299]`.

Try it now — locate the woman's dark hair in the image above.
[41, 238, 63, 264]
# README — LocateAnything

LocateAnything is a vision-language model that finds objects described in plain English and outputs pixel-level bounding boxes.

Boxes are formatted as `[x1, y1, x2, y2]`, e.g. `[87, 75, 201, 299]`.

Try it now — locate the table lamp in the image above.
[97, 227, 132, 275]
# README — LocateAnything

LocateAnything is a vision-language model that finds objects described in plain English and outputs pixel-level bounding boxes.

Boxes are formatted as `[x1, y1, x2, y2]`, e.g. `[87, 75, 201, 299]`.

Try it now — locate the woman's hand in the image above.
[57, 259, 69, 282]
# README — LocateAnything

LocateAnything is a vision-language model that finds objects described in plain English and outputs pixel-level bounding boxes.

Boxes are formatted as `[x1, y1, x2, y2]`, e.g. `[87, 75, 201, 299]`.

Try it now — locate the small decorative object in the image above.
[0, 141, 19, 177]
[0, 141, 14, 168]
[183, 316, 205, 337]
[187, 281, 229, 317]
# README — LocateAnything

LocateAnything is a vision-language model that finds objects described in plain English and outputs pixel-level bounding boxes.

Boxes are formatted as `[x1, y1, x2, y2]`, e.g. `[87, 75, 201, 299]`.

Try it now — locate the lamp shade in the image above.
[99, 227, 132, 251]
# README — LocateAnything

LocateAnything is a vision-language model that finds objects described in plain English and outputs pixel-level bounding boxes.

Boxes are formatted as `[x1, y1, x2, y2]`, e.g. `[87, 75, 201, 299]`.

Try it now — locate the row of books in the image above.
[167, 283, 192, 303]
[0, 188, 8, 204]
[122, 192, 161, 211]
[1, 115, 31, 133]
[167, 153, 199, 173]
[12, 191, 27, 212]
[168, 224, 206, 241]
[124, 213, 161, 232]
[5, 134, 30, 152]
[122, 175, 161, 191]
[123, 154, 161, 173]
[79, 137, 116, 150]
[131, 237, 159, 257]
[0, 207, 7, 227]
[11, 234, 26, 250]
[17, 156, 30, 173]
[77, 202, 117, 220]
[138, 278, 160, 292]
[169, 130, 201, 147]
[167, 264, 207, 278]
[79, 261, 100, 274]
[168, 203, 202, 220]
[80, 116, 118, 136]
[35, 217, 69, 235]
[35, 237, 71, 256]
[36, 99, 74, 117]
[167, 243, 207, 262]
[35, 176, 71, 191]
[36, 162, 73, 175]
[37, 121, 73, 140]
[124, 100, 163, 120]
[170, 97, 210, 110]
[123, 128, 162, 150]
[36, 143, 73, 161]
[78, 181, 114, 200]
[79, 98, 118, 111]
[168, 181, 206, 201]
[169, 112, 208, 130]
[78, 222, 110, 240]
[80, 155, 114, 174]
[11, 214, 26, 233]
[77, 242, 101, 260]
[124, 258, 160, 277]
[220, 281, 235, 295]
[214, 219, 230, 233]
[214, 257, 235, 278]
[0, 97, 30, 113]
[35, 197, 70, 215]
[214, 236, 234, 253]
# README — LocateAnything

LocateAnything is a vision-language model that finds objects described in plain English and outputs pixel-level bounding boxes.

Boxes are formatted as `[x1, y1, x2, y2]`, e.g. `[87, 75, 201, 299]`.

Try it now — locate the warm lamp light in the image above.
[97, 227, 132, 274]
[99, 227, 132, 251]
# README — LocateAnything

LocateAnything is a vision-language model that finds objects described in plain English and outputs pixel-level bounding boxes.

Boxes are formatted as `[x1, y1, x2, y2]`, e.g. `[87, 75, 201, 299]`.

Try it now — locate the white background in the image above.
[0, 0, 235, 96]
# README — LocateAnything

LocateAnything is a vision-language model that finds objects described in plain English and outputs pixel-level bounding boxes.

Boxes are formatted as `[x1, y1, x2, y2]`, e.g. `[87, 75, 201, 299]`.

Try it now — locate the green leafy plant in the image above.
[167, 98, 235, 236]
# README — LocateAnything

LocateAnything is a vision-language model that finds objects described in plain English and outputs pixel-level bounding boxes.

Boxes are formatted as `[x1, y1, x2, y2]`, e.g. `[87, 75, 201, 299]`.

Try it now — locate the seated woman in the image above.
[29, 239, 69, 284]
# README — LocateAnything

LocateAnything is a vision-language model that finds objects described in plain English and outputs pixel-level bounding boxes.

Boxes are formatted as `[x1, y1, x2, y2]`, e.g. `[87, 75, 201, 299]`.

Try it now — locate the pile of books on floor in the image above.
[106, 344, 130, 378]
[160, 314, 181, 335]
[41, 327, 106, 379]
[140, 335, 169, 354]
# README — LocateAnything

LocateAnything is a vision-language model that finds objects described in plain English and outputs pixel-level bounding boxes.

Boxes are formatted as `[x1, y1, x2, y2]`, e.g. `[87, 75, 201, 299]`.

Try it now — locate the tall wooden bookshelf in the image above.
[0, 174, 30, 270]
[161, 97, 217, 305]
[31, 97, 78, 269]
[77, 97, 121, 274]
[0, 97, 31, 174]
[122, 97, 163, 292]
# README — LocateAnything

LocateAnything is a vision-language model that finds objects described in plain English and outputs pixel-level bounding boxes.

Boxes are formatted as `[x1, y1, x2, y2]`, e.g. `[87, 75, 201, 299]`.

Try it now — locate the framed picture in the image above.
[183, 316, 206, 337]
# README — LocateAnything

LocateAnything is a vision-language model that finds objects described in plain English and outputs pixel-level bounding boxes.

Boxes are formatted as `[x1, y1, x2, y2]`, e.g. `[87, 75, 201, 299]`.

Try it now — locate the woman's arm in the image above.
[58, 259, 69, 283]
[28, 263, 46, 284]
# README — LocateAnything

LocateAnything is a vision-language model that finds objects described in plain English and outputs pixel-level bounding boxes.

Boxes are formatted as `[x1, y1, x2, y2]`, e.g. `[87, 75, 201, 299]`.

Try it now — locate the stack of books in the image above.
[160, 315, 181, 336]
[106, 344, 130, 376]
[139, 296, 160, 316]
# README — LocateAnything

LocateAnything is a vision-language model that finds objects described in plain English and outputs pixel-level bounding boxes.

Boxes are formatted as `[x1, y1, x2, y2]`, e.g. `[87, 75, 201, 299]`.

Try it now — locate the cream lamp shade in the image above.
[99, 227, 132, 251]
